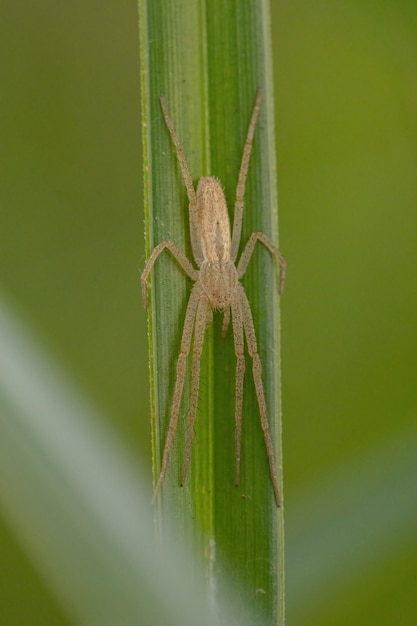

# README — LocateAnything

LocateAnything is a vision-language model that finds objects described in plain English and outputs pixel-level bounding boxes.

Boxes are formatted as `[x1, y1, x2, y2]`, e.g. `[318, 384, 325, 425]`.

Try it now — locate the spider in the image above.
[141, 88, 286, 506]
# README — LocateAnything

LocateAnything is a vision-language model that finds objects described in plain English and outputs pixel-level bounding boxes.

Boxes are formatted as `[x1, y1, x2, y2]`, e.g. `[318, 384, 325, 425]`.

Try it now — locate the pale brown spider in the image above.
[141, 89, 286, 506]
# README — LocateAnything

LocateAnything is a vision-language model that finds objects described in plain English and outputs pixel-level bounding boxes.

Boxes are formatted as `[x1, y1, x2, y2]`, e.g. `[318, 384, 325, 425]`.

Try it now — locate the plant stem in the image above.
[138, 1, 285, 623]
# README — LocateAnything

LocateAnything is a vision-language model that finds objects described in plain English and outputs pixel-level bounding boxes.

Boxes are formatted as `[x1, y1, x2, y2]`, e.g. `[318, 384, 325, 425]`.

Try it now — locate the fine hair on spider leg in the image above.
[141, 88, 286, 507]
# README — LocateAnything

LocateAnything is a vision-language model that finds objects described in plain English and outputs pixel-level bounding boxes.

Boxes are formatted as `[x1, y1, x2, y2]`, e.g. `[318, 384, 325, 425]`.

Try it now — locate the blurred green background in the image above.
[1, 1, 416, 624]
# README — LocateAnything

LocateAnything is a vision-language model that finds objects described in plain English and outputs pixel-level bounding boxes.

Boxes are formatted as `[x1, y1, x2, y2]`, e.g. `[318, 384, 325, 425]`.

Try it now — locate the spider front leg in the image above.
[231, 88, 263, 261]
[239, 284, 281, 507]
[152, 284, 202, 503]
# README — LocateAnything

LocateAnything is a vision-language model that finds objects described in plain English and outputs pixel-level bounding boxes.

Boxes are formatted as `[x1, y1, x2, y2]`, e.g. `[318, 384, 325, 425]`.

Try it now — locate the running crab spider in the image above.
[141, 88, 286, 507]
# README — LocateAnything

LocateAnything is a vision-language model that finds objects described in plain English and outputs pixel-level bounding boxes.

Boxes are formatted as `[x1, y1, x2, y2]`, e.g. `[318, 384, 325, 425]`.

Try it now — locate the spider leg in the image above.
[231, 297, 245, 487]
[239, 285, 281, 507]
[160, 97, 196, 207]
[160, 97, 204, 266]
[180, 295, 210, 486]
[152, 284, 202, 504]
[205, 305, 213, 328]
[221, 307, 231, 338]
[231, 88, 263, 262]
[141, 240, 199, 309]
[237, 232, 286, 295]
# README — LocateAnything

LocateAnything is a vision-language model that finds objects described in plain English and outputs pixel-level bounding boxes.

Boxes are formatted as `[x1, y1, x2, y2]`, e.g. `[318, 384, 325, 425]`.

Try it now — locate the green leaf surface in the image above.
[139, 1, 285, 623]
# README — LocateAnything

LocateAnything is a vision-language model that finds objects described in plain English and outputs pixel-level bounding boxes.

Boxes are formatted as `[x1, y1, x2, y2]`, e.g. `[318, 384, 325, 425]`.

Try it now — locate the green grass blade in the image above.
[0, 296, 219, 626]
[139, 1, 285, 622]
